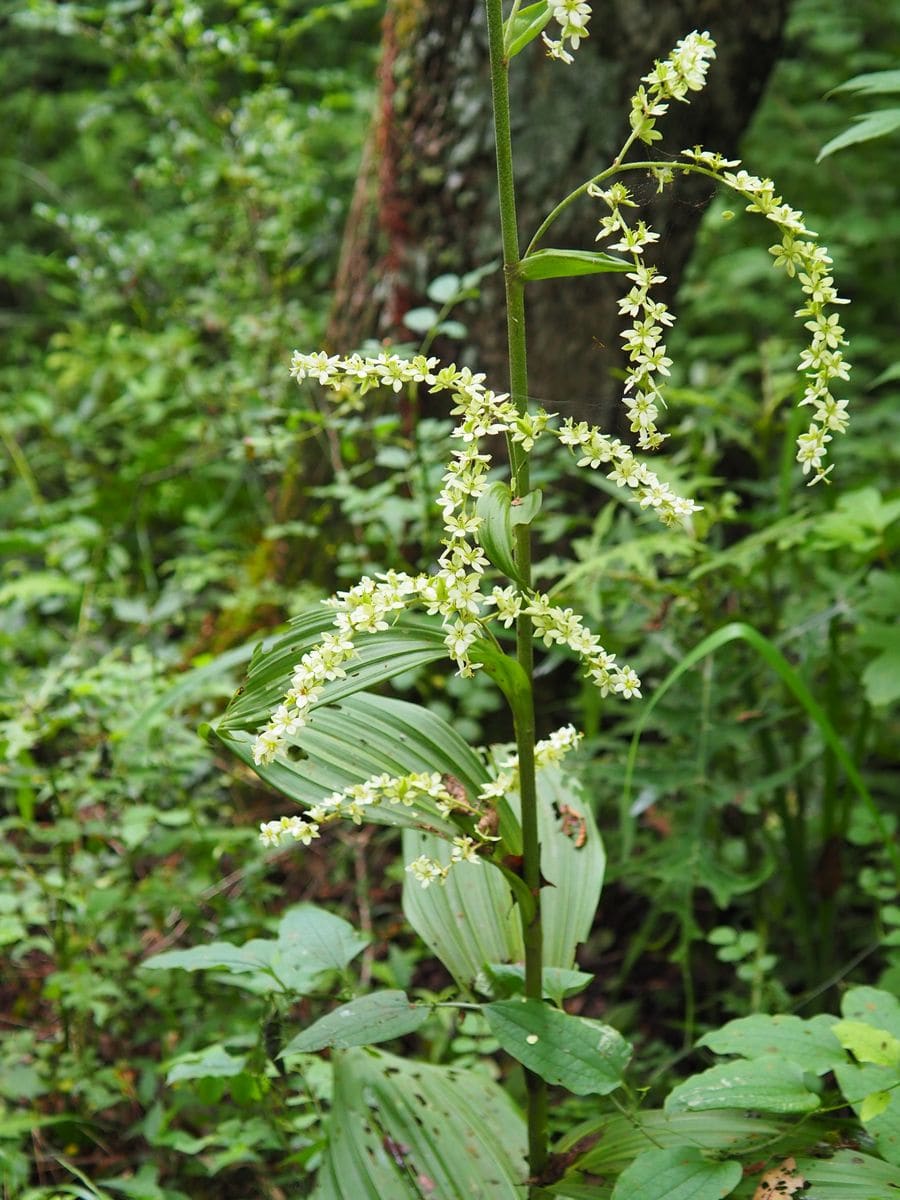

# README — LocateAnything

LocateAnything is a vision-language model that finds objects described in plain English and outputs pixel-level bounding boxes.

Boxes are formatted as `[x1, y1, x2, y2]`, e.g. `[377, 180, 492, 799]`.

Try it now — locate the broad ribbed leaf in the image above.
[402, 830, 525, 988]
[559, 1110, 782, 1177]
[218, 692, 490, 836]
[698, 1013, 843, 1075]
[516, 766, 605, 968]
[216, 609, 449, 733]
[518, 248, 632, 281]
[485, 999, 630, 1095]
[665, 1057, 820, 1115]
[281, 991, 428, 1055]
[311, 1047, 527, 1199]
[402, 766, 603, 988]
[609, 1146, 741, 1200]
[797, 1149, 900, 1198]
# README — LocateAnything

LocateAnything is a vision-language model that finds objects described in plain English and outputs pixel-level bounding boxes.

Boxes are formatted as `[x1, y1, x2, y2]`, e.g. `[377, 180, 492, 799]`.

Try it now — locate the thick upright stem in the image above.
[485, 0, 547, 1185]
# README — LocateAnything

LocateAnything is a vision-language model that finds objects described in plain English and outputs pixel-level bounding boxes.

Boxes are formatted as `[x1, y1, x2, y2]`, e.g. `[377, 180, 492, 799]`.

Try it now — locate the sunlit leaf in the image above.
[665, 1057, 820, 1114]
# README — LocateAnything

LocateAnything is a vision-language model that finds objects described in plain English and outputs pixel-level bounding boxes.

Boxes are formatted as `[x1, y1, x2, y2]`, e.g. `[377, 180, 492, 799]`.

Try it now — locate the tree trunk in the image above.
[328, 0, 789, 428]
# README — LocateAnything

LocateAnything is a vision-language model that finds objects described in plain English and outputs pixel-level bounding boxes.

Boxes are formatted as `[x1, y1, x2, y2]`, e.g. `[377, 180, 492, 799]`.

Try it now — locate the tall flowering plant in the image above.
[210, 6, 853, 1197]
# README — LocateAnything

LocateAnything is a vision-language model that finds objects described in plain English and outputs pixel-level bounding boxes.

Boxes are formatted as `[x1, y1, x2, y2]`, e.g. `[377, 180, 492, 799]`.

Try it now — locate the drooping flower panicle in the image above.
[256, 28, 851, 886]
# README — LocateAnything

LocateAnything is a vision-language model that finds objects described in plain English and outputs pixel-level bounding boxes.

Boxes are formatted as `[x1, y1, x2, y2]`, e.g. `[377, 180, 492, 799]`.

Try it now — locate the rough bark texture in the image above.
[329, 0, 790, 427]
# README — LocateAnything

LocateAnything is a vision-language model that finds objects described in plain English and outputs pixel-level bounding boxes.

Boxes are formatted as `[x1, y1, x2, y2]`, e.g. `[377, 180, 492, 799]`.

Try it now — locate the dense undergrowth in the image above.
[1, 1, 898, 1196]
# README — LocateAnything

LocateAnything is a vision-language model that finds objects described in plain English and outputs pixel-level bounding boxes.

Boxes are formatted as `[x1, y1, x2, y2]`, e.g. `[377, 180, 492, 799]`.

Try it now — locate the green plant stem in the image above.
[485, 0, 546, 1185]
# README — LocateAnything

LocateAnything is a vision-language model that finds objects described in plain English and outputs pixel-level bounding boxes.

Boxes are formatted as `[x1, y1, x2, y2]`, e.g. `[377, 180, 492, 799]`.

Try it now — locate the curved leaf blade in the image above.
[475, 480, 527, 586]
[504, 1, 553, 58]
[217, 610, 450, 734]
[281, 991, 429, 1055]
[402, 830, 525, 989]
[797, 1149, 900, 1198]
[216, 693, 490, 835]
[518, 248, 632, 281]
[817, 108, 900, 160]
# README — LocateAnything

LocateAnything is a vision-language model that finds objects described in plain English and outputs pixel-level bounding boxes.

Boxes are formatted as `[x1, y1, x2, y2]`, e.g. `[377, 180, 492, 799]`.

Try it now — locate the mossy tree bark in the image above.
[328, 0, 789, 426]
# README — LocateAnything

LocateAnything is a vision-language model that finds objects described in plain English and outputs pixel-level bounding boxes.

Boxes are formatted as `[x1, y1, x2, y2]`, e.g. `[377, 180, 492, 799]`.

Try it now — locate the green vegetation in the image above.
[2, 2, 898, 1197]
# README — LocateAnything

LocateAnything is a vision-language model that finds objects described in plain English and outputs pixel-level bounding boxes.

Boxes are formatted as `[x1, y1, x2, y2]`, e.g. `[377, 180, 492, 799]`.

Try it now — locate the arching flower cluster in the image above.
[259, 725, 585, 887]
[681, 148, 852, 484]
[589, 180, 672, 453]
[629, 31, 717, 147]
[404, 725, 585, 887]
[542, 1, 591, 65]
[260, 769, 479, 852]
[252, 352, 665, 772]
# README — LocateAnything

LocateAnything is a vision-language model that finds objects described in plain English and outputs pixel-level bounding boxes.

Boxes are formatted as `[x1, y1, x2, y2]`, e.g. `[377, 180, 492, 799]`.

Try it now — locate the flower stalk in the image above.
[486, 0, 547, 1183]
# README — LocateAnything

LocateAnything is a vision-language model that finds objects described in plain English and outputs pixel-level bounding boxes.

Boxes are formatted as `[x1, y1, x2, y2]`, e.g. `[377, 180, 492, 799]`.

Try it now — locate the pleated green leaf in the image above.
[402, 765, 603, 988]
[484, 998, 630, 1095]
[216, 609, 449, 734]
[311, 1047, 527, 1200]
[218, 692, 490, 836]
[558, 1109, 783, 1177]
[515, 766, 605, 968]
[797, 1149, 900, 1198]
[402, 829, 525, 988]
[281, 991, 429, 1055]
[609, 1146, 742, 1200]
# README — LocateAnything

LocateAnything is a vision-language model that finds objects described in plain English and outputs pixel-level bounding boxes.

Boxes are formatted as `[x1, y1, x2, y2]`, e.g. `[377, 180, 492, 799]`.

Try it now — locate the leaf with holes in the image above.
[311, 1047, 526, 1199]
[797, 1149, 900, 1198]
[402, 766, 603, 989]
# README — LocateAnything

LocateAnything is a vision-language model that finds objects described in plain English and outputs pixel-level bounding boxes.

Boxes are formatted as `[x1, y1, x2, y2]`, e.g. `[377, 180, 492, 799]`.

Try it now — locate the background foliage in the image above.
[1, 0, 898, 1195]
